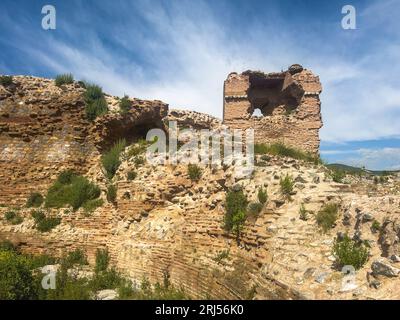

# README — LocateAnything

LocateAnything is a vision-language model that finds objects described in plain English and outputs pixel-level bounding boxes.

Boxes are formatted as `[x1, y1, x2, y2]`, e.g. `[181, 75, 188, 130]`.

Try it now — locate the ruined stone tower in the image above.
[223, 64, 322, 154]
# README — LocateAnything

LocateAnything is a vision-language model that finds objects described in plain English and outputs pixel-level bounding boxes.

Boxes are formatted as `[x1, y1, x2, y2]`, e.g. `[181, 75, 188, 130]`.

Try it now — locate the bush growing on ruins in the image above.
[299, 204, 308, 221]
[36, 216, 61, 233]
[280, 174, 294, 199]
[102, 139, 126, 179]
[134, 155, 145, 166]
[248, 202, 263, 217]
[187, 164, 202, 181]
[224, 190, 248, 241]
[107, 184, 117, 203]
[330, 168, 346, 183]
[95, 248, 109, 273]
[4, 210, 23, 225]
[84, 83, 108, 120]
[0, 75, 13, 86]
[82, 198, 104, 214]
[254, 142, 321, 164]
[127, 170, 137, 181]
[55, 73, 74, 86]
[26, 192, 44, 208]
[257, 187, 268, 204]
[332, 233, 369, 270]
[64, 248, 88, 267]
[119, 94, 131, 114]
[316, 203, 339, 233]
[45, 172, 101, 211]
[86, 97, 108, 121]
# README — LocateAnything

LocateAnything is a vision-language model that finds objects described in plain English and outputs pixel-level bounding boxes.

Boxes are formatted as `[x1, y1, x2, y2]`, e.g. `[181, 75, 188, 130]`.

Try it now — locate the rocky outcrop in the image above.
[166, 109, 222, 130]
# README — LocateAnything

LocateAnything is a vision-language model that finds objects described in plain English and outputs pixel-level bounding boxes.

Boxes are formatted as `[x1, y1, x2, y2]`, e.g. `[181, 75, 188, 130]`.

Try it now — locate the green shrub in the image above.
[187, 164, 202, 181]
[134, 156, 145, 166]
[64, 248, 88, 267]
[4, 210, 23, 225]
[0, 249, 37, 299]
[82, 198, 104, 214]
[57, 170, 77, 184]
[127, 171, 137, 181]
[0, 75, 13, 86]
[31, 210, 60, 232]
[84, 83, 108, 121]
[224, 190, 248, 241]
[84, 83, 104, 103]
[316, 203, 339, 232]
[127, 140, 148, 158]
[299, 204, 308, 221]
[257, 187, 268, 204]
[36, 217, 61, 232]
[55, 73, 74, 86]
[107, 184, 117, 203]
[0, 240, 17, 252]
[95, 248, 109, 273]
[119, 95, 131, 114]
[330, 169, 346, 183]
[102, 139, 126, 179]
[254, 142, 321, 164]
[248, 202, 263, 217]
[85, 97, 108, 121]
[371, 220, 381, 233]
[280, 174, 294, 199]
[213, 250, 230, 264]
[45, 172, 101, 211]
[332, 234, 369, 270]
[90, 267, 124, 292]
[31, 210, 46, 222]
[26, 192, 44, 208]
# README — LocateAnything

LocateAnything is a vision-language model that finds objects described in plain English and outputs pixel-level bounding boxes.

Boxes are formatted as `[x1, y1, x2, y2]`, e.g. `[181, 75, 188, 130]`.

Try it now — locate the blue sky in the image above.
[0, 0, 399, 169]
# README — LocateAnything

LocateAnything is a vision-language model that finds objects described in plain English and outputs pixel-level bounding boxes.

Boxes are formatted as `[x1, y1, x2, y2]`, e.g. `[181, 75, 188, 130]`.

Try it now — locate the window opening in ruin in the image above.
[251, 108, 263, 117]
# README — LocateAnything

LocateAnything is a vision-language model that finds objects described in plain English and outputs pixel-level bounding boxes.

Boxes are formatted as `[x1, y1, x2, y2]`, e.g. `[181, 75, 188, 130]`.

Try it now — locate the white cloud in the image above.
[2, 0, 400, 145]
[334, 148, 400, 170]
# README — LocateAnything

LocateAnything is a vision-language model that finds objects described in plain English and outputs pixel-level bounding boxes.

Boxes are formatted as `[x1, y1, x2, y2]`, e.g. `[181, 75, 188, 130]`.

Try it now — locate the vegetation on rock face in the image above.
[64, 248, 88, 267]
[316, 203, 339, 233]
[280, 174, 294, 199]
[84, 83, 108, 120]
[332, 234, 369, 270]
[119, 95, 131, 114]
[127, 170, 137, 181]
[224, 190, 248, 241]
[257, 187, 268, 204]
[31, 210, 61, 232]
[330, 168, 346, 183]
[26, 192, 44, 208]
[0, 75, 13, 86]
[187, 164, 202, 181]
[248, 202, 263, 217]
[82, 199, 104, 214]
[95, 248, 110, 273]
[299, 204, 308, 221]
[106, 184, 117, 203]
[102, 139, 126, 179]
[4, 210, 23, 225]
[45, 171, 101, 211]
[55, 73, 74, 86]
[254, 142, 321, 164]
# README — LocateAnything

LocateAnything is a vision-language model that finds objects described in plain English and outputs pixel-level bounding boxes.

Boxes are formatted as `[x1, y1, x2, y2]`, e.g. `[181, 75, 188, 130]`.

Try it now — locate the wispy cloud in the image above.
[0, 0, 399, 148]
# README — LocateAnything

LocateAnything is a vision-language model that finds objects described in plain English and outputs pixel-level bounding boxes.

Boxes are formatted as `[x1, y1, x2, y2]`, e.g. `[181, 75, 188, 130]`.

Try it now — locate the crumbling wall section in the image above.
[223, 65, 323, 154]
